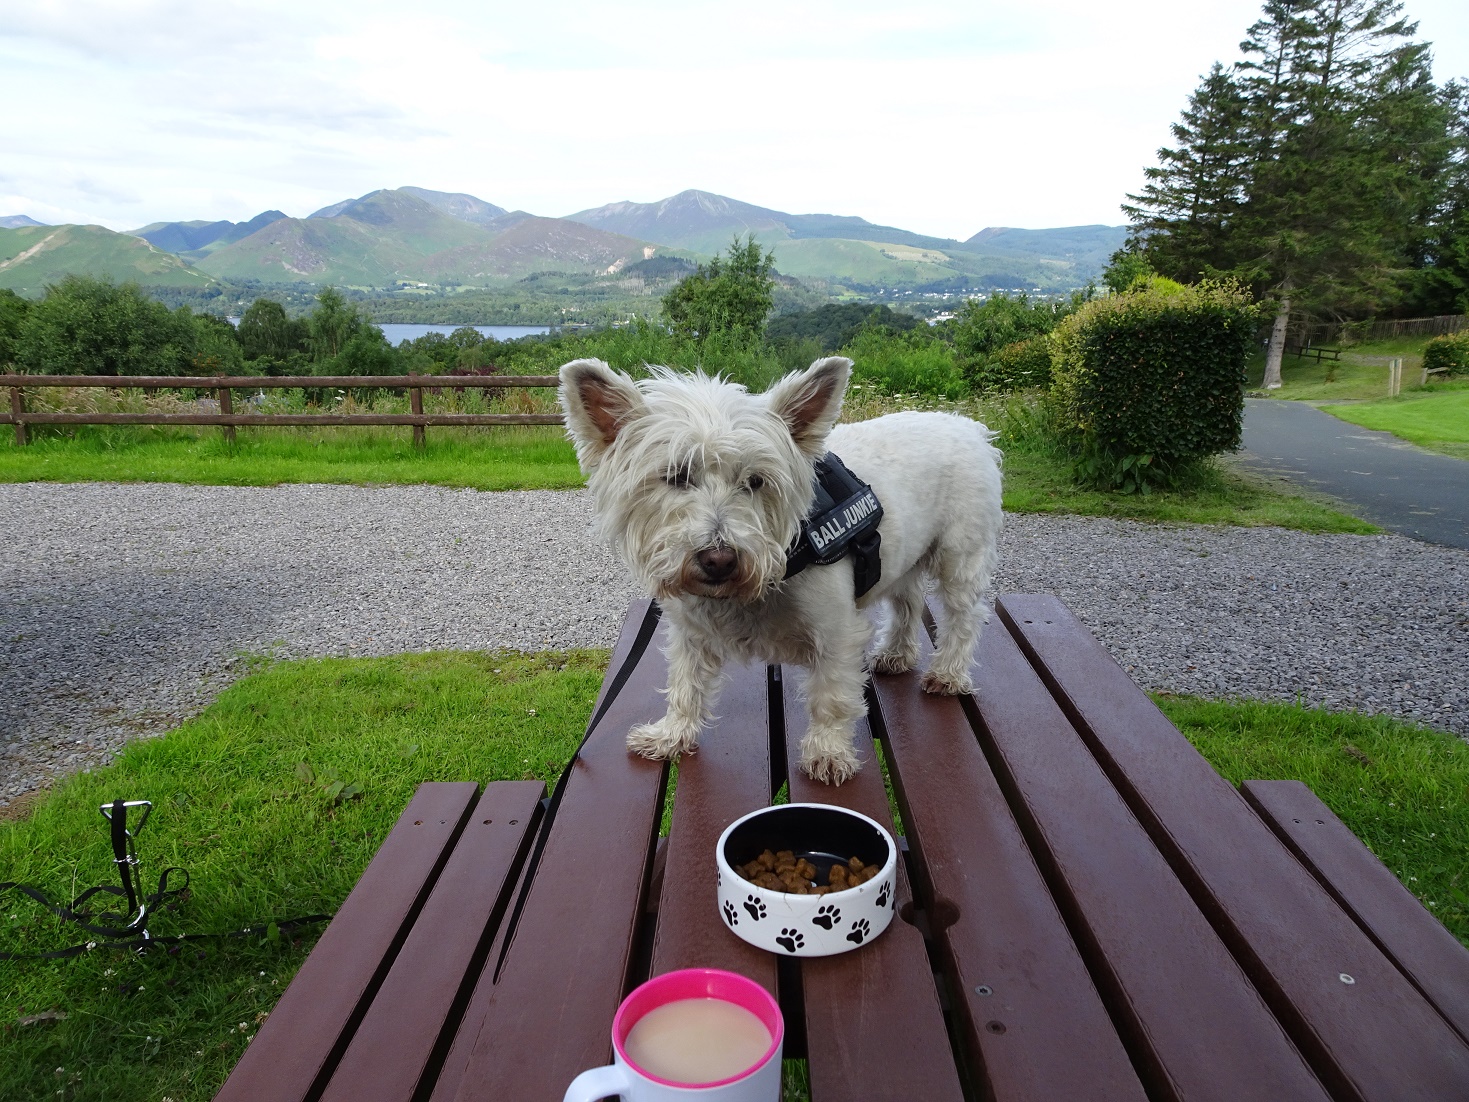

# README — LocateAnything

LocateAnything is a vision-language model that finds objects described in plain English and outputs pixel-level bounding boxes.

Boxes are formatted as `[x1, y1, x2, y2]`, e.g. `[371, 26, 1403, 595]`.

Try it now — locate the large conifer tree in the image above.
[1127, 0, 1445, 388]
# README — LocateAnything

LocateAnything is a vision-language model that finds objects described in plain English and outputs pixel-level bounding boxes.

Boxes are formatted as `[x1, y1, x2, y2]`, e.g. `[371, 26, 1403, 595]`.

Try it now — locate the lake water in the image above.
[225, 320, 551, 345]
[378, 323, 551, 345]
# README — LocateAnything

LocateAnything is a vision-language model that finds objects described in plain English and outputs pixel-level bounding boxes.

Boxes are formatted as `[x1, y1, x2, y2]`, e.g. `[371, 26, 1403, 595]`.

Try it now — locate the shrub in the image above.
[840, 326, 967, 399]
[1050, 279, 1257, 492]
[1422, 332, 1469, 377]
[968, 336, 1054, 392]
[17, 275, 197, 376]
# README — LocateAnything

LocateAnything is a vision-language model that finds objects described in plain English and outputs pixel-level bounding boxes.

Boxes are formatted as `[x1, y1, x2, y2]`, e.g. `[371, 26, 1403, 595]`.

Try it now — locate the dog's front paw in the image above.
[920, 668, 973, 696]
[800, 744, 861, 786]
[870, 650, 917, 676]
[626, 719, 697, 760]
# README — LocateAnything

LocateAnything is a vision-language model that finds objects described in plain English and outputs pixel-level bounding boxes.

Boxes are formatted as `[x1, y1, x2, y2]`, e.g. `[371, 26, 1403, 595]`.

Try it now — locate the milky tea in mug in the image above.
[563, 969, 783, 1101]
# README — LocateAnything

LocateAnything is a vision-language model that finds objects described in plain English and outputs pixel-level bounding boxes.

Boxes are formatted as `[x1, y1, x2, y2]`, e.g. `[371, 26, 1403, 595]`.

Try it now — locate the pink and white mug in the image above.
[562, 968, 783, 1101]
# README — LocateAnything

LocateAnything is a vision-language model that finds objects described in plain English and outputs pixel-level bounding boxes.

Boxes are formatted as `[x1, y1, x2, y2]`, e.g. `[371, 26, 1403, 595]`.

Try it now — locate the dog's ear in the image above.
[559, 359, 645, 468]
[766, 356, 850, 457]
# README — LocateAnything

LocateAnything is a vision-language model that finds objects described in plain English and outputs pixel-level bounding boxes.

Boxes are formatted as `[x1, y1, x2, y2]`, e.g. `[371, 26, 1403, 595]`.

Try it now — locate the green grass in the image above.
[0, 649, 608, 1102]
[1324, 383, 1469, 461]
[1157, 694, 1469, 946]
[1, 382, 1376, 533]
[998, 446, 1377, 533]
[0, 426, 584, 490]
[4, 651, 1465, 1101]
[1246, 336, 1442, 401]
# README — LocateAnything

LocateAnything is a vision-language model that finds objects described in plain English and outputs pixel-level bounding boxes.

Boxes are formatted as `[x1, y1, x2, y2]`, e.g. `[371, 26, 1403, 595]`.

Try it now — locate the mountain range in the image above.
[0, 186, 1126, 298]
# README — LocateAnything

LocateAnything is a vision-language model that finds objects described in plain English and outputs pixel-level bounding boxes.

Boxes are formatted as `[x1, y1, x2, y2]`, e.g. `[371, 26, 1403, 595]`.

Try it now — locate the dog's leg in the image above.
[921, 537, 995, 696]
[626, 625, 724, 760]
[798, 613, 872, 785]
[870, 572, 924, 675]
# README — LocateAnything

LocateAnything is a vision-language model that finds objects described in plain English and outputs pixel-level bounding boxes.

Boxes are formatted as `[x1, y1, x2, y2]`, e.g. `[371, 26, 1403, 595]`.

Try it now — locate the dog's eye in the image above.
[662, 466, 692, 488]
[745, 474, 765, 492]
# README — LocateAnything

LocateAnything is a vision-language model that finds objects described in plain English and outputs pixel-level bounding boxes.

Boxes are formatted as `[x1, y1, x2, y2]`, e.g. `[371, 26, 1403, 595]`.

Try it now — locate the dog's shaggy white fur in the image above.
[559, 355, 1002, 784]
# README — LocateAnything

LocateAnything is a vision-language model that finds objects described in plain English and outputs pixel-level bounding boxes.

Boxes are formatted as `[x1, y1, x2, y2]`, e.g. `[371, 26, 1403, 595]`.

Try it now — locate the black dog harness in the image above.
[783, 453, 884, 598]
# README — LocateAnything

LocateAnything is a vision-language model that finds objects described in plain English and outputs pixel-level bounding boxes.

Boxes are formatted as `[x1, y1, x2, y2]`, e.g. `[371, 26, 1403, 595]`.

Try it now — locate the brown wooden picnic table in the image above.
[215, 595, 1469, 1102]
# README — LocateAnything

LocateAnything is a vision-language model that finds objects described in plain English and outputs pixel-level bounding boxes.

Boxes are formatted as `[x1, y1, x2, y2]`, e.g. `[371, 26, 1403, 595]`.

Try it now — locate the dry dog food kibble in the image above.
[735, 850, 881, 895]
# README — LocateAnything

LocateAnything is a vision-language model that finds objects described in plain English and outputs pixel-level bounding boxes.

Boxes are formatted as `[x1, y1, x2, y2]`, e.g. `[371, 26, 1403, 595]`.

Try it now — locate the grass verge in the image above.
[1324, 383, 1469, 461]
[998, 447, 1377, 533]
[4, 653, 1465, 1099]
[0, 426, 584, 490]
[2, 388, 1374, 533]
[0, 649, 607, 1102]
[1245, 337, 1433, 401]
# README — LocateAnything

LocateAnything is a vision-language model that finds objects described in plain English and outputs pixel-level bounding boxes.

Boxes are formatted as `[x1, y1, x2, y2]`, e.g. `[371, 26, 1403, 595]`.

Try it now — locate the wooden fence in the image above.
[1305, 313, 1468, 345]
[0, 373, 565, 448]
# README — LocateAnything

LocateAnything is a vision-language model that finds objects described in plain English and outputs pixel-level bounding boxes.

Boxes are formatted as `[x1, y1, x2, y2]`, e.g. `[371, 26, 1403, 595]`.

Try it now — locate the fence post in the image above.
[10, 384, 26, 447]
[409, 373, 425, 451]
[216, 374, 235, 446]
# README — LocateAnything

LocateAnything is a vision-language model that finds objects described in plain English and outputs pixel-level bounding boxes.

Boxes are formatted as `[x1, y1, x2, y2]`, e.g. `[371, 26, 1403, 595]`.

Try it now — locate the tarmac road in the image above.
[1239, 398, 1469, 550]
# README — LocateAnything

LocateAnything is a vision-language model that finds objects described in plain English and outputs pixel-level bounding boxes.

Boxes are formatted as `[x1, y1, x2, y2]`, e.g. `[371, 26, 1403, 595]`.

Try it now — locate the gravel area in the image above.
[2, 482, 1466, 808]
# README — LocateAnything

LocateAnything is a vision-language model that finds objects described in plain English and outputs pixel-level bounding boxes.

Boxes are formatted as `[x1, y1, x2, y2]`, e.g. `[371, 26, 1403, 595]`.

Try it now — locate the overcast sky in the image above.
[3, 0, 1466, 240]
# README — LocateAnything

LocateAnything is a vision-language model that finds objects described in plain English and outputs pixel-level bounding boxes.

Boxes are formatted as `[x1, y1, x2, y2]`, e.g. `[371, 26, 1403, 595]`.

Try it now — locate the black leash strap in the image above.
[1, 798, 333, 961]
[493, 599, 664, 981]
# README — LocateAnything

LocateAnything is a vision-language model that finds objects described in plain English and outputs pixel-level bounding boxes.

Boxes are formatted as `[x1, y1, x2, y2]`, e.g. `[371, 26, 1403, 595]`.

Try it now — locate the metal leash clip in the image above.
[99, 799, 154, 935]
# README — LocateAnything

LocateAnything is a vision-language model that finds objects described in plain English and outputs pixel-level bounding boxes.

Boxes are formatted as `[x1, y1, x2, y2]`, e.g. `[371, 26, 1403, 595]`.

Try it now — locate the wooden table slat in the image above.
[650, 660, 779, 992]
[215, 782, 480, 1102]
[319, 781, 546, 1102]
[965, 609, 1328, 1101]
[781, 667, 966, 1102]
[1242, 779, 1469, 1044]
[999, 593, 1469, 1101]
[869, 634, 1147, 1102]
[439, 610, 673, 1102]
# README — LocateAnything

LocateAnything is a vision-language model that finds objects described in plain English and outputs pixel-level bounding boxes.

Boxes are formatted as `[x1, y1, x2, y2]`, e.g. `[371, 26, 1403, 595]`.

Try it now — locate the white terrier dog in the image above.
[559, 355, 1002, 784]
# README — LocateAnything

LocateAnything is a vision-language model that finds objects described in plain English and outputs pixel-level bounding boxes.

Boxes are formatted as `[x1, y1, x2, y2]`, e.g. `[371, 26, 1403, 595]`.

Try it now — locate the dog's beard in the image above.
[625, 529, 787, 603]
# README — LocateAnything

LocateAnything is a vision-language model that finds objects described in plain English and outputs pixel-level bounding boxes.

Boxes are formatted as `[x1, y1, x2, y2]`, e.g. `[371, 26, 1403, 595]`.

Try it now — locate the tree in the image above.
[662, 235, 775, 344]
[1127, 0, 1447, 387]
[1102, 249, 1157, 295]
[237, 298, 309, 368]
[191, 312, 245, 375]
[17, 275, 195, 376]
[306, 287, 367, 362]
[1406, 81, 1469, 314]
[0, 289, 30, 367]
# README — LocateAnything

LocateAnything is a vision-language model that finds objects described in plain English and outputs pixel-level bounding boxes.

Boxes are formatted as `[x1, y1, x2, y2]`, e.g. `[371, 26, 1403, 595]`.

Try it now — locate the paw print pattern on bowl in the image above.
[811, 904, 841, 930]
[775, 928, 806, 953]
[743, 895, 767, 921]
[722, 900, 739, 927]
[846, 918, 871, 945]
[876, 881, 891, 909]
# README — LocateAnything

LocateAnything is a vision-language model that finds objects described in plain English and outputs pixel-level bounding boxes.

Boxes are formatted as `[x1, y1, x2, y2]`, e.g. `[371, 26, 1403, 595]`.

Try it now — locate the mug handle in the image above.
[563, 1063, 634, 1102]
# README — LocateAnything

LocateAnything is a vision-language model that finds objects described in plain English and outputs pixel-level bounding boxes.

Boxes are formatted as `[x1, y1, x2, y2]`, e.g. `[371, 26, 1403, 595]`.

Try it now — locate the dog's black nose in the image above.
[696, 546, 737, 582]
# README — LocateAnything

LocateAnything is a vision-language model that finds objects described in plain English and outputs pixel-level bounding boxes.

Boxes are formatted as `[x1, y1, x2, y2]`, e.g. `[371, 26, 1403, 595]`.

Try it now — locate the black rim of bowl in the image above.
[722, 805, 892, 887]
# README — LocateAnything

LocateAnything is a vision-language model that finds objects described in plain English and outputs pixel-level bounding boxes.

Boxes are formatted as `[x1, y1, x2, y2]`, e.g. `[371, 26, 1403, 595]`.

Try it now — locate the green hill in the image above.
[566, 190, 1123, 290]
[197, 190, 501, 285]
[0, 224, 212, 296]
[420, 216, 652, 282]
[196, 190, 662, 288]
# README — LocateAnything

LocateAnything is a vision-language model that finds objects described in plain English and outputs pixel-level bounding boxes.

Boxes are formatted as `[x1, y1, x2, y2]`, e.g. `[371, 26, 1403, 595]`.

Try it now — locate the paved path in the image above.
[1240, 398, 1469, 549]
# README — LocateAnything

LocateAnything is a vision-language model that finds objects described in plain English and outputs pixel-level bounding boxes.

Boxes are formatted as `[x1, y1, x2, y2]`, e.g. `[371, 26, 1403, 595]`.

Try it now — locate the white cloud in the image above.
[2, 0, 1465, 237]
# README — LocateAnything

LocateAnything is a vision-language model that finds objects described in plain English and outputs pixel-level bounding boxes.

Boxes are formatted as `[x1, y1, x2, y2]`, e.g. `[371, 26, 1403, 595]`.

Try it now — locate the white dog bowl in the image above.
[715, 803, 897, 957]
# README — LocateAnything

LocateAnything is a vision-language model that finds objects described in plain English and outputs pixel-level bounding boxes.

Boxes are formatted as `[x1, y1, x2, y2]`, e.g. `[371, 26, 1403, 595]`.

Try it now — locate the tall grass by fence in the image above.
[1, 374, 563, 448]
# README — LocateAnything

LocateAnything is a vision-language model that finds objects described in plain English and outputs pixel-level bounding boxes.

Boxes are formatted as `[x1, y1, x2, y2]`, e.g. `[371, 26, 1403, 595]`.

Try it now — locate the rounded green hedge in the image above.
[1051, 279, 1257, 491]
[1422, 332, 1469, 377]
